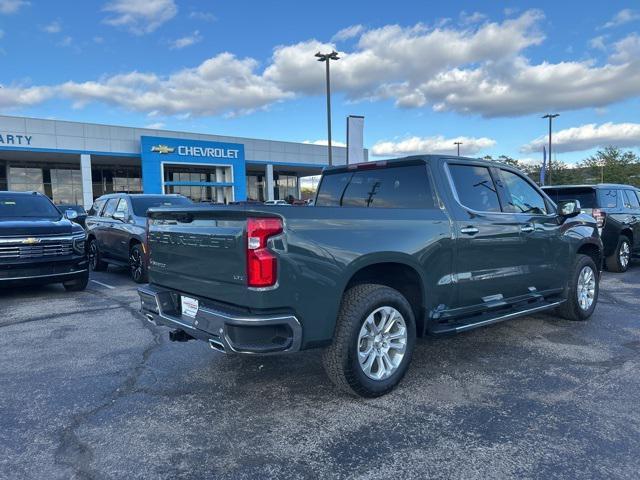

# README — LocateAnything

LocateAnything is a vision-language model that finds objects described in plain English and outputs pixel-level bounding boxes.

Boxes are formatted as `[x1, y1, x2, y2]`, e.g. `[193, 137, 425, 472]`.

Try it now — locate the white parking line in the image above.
[91, 280, 115, 290]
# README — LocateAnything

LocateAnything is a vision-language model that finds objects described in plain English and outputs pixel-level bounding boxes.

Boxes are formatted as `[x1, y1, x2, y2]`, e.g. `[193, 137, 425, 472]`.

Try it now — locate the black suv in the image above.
[544, 184, 640, 272]
[0, 191, 88, 290]
[86, 194, 192, 283]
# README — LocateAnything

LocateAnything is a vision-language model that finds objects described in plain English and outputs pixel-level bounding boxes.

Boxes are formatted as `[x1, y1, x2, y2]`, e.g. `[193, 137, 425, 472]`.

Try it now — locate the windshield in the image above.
[0, 194, 62, 219]
[130, 196, 192, 216]
[544, 188, 598, 209]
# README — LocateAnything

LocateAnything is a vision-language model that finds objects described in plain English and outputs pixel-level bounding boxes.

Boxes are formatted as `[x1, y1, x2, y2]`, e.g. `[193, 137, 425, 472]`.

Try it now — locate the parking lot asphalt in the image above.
[1, 265, 640, 480]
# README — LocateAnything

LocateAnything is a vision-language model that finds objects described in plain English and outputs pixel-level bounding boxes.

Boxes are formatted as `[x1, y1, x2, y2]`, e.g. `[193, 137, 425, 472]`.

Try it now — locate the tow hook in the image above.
[169, 329, 195, 342]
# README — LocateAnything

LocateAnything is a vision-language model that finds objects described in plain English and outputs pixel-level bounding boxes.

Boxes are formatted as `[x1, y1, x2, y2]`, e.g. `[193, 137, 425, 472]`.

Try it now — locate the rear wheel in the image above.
[322, 284, 416, 397]
[129, 243, 148, 283]
[605, 235, 631, 273]
[88, 239, 107, 271]
[556, 254, 599, 321]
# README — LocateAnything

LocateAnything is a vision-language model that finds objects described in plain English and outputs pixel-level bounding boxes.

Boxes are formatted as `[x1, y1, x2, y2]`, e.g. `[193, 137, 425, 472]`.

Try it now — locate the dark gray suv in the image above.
[86, 194, 191, 283]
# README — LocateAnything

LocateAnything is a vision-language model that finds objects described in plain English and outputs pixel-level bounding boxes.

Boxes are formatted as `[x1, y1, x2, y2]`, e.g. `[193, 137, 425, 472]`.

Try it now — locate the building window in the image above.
[246, 174, 265, 202]
[275, 173, 298, 201]
[163, 164, 233, 203]
[0, 161, 7, 191]
[92, 165, 142, 198]
[8, 165, 84, 205]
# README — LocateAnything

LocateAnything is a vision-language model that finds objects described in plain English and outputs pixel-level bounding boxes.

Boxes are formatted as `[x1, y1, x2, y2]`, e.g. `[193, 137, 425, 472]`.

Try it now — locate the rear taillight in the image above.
[246, 217, 283, 288]
[592, 208, 606, 228]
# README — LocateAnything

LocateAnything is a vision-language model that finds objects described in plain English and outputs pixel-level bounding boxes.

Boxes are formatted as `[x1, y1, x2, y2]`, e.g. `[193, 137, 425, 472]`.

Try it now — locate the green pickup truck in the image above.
[138, 155, 602, 397]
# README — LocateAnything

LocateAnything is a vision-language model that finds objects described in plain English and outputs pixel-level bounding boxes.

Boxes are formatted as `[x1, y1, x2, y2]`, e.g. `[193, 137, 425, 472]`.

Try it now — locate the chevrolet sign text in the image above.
[177, 146, 240, 159]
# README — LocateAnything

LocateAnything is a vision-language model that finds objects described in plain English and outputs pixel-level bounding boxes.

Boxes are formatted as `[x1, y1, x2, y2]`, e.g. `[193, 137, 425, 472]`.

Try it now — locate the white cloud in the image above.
[169, 30, 202, 50]
[303, 139, 347, 147]
[371, 135, 496, 157]
[601, 9, 640, 29]
[589, 35, 607, 51]
[521, 122, 640, 153]
[332, 25, 364, 42]
[189, 11, 216, 22]
[145, 122, 165, 129]
[57, 36, 73, 48]
[0, 84, 53, 109]
[460, 11, 487, 25]
[57, 53, 291, 117]
[0, 0, 29, 14]
[103, 0, 177, 35]
[2, 10, 640, 119]
[42, 20, 61, 33]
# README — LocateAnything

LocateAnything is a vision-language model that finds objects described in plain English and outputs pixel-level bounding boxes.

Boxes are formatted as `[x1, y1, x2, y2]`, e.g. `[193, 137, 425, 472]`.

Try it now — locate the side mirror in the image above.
[557, 199, 581, 219]
[65, 209, 78, 220]
[112, 211, 126, 222]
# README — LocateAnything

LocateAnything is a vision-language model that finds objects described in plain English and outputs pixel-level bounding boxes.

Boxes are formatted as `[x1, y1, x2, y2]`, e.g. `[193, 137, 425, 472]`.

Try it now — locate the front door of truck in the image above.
[445, 162, 530, 310]
[496, 168, 566, 294]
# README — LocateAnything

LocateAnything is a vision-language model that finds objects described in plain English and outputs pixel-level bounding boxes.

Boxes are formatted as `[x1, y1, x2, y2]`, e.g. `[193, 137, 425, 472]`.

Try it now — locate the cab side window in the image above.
[448, 164, 501, 212]
[623, 190, 640, 209]
[102, 198, 119, 217]
[89, 199, 106, 216]
[115, 198, 130, 217]
[499, 170, 547, 215]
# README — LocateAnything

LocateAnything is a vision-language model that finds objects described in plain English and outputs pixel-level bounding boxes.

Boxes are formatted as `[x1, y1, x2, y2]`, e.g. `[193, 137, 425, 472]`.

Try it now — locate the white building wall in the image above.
[0, 115, 362, 167]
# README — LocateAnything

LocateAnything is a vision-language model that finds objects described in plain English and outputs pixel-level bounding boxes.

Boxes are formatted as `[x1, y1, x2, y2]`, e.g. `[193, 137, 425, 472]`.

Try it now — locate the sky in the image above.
[0, 0, 639, 165]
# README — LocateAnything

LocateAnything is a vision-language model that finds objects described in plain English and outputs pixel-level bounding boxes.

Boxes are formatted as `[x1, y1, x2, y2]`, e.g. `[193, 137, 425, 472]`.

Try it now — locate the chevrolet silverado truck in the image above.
[0, 191, 88, 290]
[138, 156, 602, 397]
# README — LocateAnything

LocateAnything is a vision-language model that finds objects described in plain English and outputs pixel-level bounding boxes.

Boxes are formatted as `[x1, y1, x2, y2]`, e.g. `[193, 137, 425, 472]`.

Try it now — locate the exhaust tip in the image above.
[208, 338, 226, 353]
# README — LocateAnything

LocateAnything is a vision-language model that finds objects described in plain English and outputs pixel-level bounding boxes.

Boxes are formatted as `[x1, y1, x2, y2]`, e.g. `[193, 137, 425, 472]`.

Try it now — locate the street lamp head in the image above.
[542, 113, 560, 119]
[315, 51, 340, 62]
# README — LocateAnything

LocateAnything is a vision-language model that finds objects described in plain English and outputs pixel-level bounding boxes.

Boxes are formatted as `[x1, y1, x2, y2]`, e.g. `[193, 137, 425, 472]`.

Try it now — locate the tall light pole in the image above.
[454, 141, 462, 157]
[542, 113, 559, 185]
[315, 50, 340, 166]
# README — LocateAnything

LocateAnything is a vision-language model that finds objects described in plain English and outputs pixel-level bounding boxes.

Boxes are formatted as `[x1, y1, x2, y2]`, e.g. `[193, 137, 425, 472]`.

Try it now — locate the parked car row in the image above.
[543, 184, 640, 272]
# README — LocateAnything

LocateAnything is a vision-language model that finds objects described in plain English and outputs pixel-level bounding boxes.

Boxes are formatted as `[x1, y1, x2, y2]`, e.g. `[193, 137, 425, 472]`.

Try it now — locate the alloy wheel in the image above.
[619, 241, 630, 269]
[130, 248, 143, 282]
[89, 242, 98, 270]
[577, 265, 596, 311]
[357, 306, 407, 381]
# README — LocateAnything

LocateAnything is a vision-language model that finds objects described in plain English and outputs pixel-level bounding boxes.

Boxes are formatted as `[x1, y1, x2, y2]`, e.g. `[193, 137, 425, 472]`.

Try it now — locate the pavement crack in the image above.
[54, 285, 165, 478]
[0, 306, 126, 329]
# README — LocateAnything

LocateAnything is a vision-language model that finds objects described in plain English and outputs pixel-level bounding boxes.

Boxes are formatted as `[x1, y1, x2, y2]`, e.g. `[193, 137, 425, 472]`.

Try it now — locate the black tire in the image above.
[322, 284, 416, 398]
[88, 238, 107, 271]
[604, 235, 631, 273]
[129, 243, 148, 284]
[556, 254, 599, 321]
[63, 270, 89, 291]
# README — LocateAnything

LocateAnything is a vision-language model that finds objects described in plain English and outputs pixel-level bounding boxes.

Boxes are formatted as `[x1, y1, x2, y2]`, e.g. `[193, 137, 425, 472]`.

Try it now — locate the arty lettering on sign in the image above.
[0, 134, 32, 146]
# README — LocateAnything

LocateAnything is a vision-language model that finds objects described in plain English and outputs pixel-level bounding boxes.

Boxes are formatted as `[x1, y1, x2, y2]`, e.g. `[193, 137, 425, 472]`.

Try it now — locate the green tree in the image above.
[578, 146, 640, 185]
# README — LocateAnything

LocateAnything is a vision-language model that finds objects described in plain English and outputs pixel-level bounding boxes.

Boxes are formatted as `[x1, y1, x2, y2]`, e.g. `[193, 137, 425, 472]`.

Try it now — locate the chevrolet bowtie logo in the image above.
[22, 237, 41, 245]
[151, 145, 175, 154]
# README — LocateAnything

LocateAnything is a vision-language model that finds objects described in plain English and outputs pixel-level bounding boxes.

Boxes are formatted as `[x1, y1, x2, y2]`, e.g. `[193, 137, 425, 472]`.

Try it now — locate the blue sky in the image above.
[0, 0, 639, 165]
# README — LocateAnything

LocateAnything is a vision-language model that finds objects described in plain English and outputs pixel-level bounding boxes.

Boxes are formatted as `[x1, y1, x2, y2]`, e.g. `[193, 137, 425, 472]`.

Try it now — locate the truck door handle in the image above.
[460, 226, 479, 235]
[520, 224, 535, 233]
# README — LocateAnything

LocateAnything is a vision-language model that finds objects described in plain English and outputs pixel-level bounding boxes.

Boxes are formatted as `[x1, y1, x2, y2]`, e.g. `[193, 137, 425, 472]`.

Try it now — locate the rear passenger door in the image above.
[497, 168, 567, 293]
[445, 162, 529, 310]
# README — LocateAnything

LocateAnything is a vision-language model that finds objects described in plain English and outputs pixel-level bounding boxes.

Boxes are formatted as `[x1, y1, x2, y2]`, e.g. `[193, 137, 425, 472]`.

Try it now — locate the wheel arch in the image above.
[577, 240, 603, 271]
[340, 255, 427, 336]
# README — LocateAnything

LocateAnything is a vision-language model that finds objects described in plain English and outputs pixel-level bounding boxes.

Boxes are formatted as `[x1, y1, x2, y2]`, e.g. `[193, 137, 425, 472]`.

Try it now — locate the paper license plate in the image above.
[181, 296, 199, 318]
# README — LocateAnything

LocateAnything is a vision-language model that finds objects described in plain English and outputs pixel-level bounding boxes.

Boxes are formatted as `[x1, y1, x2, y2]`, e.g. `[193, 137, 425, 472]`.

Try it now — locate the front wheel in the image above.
[129, 243, 148, 284]
[88, 239, 107, 271]
[322, 284, 416, 397]
[63, 270, 89, 291]
[556, 254, 599, 321]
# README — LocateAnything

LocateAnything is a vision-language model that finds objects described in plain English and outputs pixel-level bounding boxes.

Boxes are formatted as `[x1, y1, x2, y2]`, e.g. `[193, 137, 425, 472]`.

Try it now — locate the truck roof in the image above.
[323, 155, 508, 173]
[542, 184, 640, 190]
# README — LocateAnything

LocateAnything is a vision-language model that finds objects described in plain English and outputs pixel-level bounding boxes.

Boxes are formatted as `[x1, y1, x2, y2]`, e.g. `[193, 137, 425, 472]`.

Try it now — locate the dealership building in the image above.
[0, 114, 366, 208]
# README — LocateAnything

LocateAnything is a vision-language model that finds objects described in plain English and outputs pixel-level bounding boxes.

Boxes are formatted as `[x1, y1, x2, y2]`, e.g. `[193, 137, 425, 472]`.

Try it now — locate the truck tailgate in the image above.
[147, 207, 254, 303]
